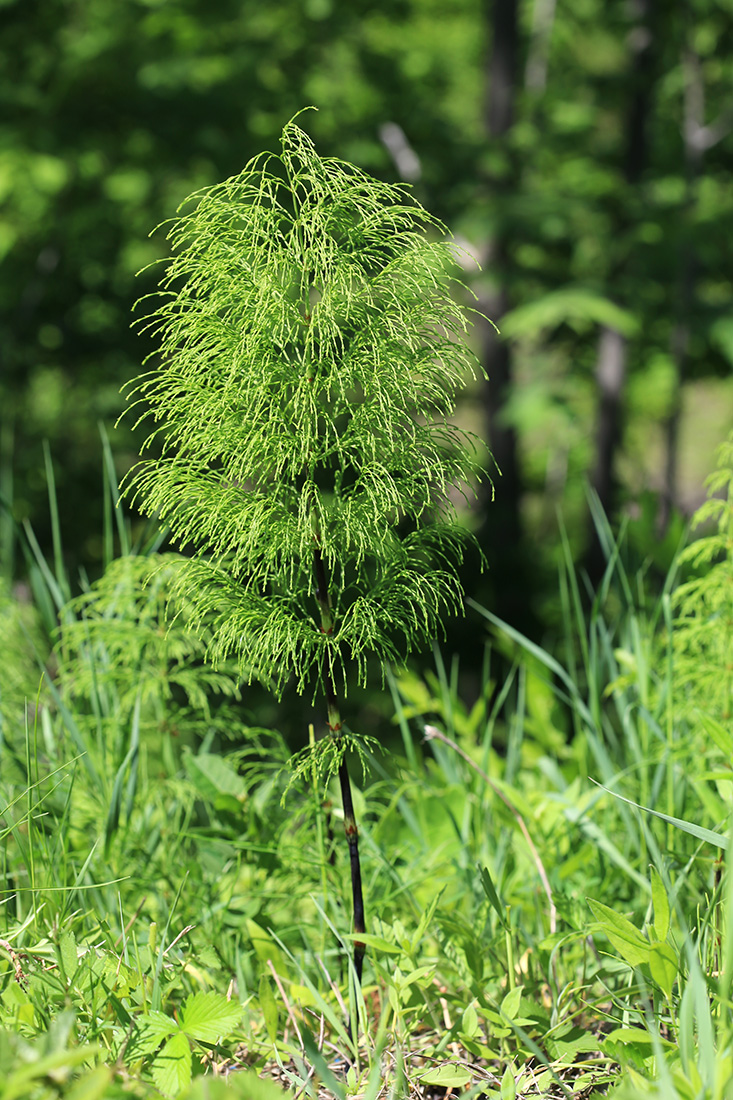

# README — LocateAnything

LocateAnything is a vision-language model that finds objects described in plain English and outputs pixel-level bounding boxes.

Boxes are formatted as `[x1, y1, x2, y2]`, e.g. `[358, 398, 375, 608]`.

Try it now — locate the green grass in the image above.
[0, 436, 732, 1099]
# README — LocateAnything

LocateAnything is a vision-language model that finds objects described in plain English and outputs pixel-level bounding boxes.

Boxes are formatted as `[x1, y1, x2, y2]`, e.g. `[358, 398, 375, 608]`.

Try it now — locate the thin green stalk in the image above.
[309, 722, 330, 961]
[505, 906, 515, 991]
[0, 412, 13, 582]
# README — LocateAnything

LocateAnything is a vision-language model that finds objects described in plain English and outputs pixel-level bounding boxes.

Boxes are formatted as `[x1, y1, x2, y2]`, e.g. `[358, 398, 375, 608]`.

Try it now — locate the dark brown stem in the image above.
[313, 542, 366, 993]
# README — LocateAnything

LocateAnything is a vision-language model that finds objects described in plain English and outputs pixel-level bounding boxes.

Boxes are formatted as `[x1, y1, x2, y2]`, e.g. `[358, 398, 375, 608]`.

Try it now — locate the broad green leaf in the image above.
[546, 1025, 602, 1061]
[500, 1064, 517, 1100]
[288, 982, 317, 1008]
[461, 1003, 479, 1039]
[152, 1031, 192, 1098]
[418, 1063, 472, 1088]
[341, 932, 401, 954]
[1, 980, 34, 1025]
[179, 991, 241, 1042]
[500, 985, 523, 1020]
[246, 919, 288, 974]
[648, 941, 677, 998]
[605, 1027, 652, 1043]
[650, 866, 670, 942]
[587, 899, 650, 968]
[477, 1006, 505, 1026]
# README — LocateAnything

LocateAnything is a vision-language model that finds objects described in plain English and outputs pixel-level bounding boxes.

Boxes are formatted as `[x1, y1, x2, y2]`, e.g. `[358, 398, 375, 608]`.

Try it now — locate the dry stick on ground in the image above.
[422, 724, 557, 937]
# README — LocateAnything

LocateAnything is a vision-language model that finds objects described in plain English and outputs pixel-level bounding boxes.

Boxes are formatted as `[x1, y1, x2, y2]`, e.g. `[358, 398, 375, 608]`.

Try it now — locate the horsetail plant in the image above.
[122, 112, 489, 1010]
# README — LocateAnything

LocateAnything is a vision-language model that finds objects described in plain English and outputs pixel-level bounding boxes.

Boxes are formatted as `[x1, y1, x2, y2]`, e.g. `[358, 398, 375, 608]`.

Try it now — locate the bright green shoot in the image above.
[122, 112, 488, 1002]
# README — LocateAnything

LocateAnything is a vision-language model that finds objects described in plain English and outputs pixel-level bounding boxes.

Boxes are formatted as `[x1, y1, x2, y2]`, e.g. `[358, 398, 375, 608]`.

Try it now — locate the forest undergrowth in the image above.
[0, 432, 731, 1099]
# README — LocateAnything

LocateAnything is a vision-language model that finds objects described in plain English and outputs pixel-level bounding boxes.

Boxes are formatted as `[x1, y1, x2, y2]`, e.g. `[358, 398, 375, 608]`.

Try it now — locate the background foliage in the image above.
[2, 2, 733, 1093]
[2, 0, 732, 633]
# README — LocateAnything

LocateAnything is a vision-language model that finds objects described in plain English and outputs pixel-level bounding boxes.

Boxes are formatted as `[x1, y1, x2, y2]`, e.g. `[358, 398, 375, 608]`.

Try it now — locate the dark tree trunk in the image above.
[476, 0, 532, 630]
[660, 45, 709, 530]
[584, 0, 656, 583]
[591, 327, 628, 512]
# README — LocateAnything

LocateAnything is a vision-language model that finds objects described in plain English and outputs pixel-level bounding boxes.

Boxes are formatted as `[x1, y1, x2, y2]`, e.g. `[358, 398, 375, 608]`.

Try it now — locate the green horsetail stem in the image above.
[123, 112, 490, 1044]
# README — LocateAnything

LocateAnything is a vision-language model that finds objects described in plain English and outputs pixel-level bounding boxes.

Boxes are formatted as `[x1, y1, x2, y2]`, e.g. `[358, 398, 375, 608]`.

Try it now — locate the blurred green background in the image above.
[2, 0, 732, 643]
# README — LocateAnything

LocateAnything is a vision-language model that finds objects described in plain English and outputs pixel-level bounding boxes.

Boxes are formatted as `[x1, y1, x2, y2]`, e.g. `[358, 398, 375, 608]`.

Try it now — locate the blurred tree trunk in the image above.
[584, 0, 656, 582]
[524, 0, 556, 93]
[477, 0, 532, 629]
[660, 46, 732, 527]
[663, 46, 702, 528]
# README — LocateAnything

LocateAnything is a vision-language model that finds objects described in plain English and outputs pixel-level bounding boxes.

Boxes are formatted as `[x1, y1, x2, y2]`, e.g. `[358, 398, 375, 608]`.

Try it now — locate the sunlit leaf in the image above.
[500, 985, 523, 1020]
[178, 991, 242, 1043]
[152, 1031, 192, 1098]
[650, 866, 670, 943]
[418, 1064, 472, 1088]
[648, 941, 677, 998]
[587, 899, 650, 968]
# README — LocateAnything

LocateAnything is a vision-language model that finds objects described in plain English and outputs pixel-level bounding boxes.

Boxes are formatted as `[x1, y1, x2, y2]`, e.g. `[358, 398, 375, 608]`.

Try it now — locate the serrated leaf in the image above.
[500, 985, 523, 1020]
[418, 1063, 472, 1088]
[587, 899, 650, 968]
[650, 866, 670, 942]
[152, 1031, 192, 1097]
[179, 991, 241, 1042]
[132, 1011, 179, 1054]
[195, 944, 222, 971]
[648, 941, 677, 998]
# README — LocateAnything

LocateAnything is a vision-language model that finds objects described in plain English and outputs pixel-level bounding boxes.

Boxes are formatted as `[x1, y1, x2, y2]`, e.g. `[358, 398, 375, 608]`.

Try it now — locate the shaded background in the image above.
[2, 0, 732, 650]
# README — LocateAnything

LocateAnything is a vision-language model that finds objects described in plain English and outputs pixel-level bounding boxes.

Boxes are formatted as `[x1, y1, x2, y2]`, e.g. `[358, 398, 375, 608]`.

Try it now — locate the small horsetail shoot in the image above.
[123, 110, 490, 1030]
